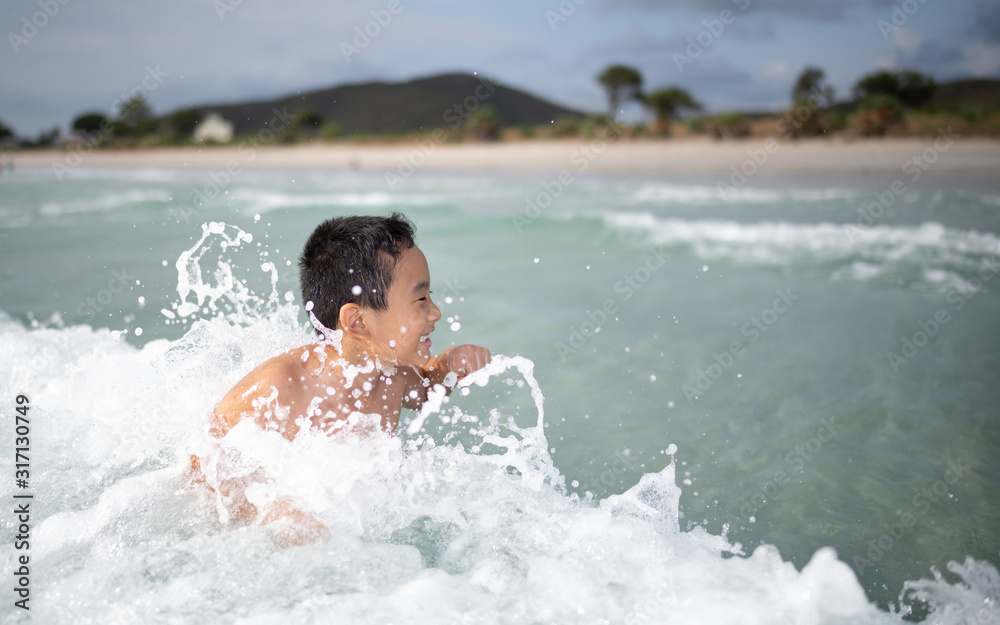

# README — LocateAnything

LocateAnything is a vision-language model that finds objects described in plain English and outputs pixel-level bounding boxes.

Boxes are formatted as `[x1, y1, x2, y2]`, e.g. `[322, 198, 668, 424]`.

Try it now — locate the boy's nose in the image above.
[429, 298, 442, 322]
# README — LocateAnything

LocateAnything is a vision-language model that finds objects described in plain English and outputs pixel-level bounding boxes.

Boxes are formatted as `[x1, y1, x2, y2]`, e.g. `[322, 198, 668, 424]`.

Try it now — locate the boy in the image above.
[194, 213, 490, 542]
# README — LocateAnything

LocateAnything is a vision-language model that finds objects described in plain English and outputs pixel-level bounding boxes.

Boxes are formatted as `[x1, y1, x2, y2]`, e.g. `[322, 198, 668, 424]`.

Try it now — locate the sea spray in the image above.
[6, 308, 998, 624]
[167, 220, 283, 325]
[4, 204, 1000, 623]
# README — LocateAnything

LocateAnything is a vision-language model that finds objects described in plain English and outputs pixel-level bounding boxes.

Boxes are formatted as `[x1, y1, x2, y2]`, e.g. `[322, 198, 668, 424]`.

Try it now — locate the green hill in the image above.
[174, 73, 586, 137]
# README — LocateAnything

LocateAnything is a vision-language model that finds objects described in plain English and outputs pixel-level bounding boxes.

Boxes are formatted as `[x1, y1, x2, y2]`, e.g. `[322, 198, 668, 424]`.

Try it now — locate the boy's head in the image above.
[299, 213, 416, 332]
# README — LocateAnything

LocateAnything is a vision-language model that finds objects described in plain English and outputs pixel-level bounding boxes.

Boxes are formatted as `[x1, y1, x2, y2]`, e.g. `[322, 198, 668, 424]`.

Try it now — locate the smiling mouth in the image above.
[420, 334, 431, 348]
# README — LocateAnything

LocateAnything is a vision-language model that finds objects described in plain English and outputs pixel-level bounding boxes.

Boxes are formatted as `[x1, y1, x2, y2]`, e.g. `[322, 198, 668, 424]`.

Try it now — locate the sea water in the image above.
[0, 164, 998, 624]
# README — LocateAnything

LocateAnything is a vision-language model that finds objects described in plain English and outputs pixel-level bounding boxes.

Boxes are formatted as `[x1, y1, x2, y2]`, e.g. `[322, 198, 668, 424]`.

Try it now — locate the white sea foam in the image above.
[15, 166, 183, 183]
[2, 218, 997, 623]
[1, 307, 996, 624]
[230, 189, 445, 214]
[603, 211, 1000, 291]
[37, 189, 173, 216]
[628, 183, 861, 205]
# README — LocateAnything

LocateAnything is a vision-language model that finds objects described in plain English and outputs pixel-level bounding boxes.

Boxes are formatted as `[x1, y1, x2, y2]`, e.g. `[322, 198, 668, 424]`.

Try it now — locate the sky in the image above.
[1, 0, 998, 137]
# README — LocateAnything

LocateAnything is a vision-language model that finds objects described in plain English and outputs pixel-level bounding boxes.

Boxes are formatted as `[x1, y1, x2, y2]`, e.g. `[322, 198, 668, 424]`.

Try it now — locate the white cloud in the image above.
[891, 27, 922, 56]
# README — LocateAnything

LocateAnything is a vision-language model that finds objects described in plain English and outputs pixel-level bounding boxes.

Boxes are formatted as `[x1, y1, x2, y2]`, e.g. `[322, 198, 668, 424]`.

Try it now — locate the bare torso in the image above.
[211, 343, 421, 440]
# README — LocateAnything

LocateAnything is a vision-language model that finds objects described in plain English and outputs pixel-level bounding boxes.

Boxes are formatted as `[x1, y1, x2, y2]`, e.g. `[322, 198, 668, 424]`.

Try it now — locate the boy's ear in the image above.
[338, 303, 369, 337]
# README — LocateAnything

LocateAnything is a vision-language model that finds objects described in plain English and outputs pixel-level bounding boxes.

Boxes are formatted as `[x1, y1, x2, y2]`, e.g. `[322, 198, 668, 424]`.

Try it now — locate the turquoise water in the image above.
[1, 164, 999, 623]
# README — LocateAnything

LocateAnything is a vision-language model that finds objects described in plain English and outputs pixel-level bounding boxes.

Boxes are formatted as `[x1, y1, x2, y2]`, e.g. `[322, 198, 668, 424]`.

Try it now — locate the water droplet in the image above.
[351, 285, 362, 296]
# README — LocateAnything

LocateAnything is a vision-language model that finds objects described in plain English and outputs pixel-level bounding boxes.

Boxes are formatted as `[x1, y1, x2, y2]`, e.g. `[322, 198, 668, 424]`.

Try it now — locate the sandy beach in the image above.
[10, 136, 1000, 176]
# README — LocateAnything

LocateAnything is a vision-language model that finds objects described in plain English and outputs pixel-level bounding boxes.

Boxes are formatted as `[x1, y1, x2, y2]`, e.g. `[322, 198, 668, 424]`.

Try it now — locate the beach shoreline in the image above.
[8, 136, 1000, 176]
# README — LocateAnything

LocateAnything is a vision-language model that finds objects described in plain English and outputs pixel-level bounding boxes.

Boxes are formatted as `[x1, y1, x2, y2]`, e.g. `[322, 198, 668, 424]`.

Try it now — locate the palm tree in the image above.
[792, 66, 835, 106]
[784, 66, 836, 138]
[71, 112, 110, 136]
[643, 87, 702, 135]
[598, 65, 643, 120]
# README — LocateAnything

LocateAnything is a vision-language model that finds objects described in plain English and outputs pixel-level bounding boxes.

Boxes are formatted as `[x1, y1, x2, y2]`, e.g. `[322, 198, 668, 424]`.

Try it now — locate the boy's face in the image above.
[365, 245, 442, 366]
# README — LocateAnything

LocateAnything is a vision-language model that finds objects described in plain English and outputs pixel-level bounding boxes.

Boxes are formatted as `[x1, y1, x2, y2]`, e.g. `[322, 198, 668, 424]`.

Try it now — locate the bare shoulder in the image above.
[212, 347, 312, 435]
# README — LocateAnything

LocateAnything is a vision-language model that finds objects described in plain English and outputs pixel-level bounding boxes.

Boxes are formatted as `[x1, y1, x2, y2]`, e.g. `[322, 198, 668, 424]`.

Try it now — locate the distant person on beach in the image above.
[190, 212, 491, 543]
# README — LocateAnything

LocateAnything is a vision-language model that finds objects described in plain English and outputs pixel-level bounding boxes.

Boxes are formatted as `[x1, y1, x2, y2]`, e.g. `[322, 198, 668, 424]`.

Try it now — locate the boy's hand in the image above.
[431, 344, 491, 382]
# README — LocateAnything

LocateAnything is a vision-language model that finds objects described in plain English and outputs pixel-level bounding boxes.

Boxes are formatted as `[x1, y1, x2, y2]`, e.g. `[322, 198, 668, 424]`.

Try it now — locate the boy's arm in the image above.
[402, 344, 491, 410]
[261, 499, 327, 546]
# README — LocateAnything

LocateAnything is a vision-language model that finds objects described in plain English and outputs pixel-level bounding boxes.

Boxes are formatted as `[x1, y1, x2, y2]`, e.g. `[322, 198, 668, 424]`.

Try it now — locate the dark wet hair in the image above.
[299, 213, 416, 330]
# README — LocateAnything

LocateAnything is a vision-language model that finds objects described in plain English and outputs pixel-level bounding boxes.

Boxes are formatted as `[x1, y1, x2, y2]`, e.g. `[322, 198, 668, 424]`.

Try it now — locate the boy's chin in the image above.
[412, 346, 432, 366]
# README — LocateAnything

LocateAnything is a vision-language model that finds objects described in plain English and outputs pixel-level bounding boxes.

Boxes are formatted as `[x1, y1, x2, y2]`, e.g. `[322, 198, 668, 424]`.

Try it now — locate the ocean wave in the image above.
[1, 310, 996, 624]
[603, 212, 1000, 291]
[37, 190, 174, 216]
[228, 189, 448, 214]
[9, 165, 185, 182]
[628, 183, 863, 205]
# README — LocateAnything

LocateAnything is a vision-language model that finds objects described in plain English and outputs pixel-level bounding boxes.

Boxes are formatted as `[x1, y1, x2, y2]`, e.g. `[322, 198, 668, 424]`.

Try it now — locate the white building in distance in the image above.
[193, 113, 234, 143]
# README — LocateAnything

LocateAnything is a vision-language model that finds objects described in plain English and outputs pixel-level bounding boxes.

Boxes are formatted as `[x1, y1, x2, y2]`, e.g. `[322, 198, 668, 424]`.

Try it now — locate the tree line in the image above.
[0, 64, 984, 148]
[594, 63, 943, 138]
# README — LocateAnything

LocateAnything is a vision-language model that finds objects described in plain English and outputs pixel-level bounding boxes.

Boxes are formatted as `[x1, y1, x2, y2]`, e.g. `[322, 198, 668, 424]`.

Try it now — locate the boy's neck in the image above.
[321, 334, 397, 381]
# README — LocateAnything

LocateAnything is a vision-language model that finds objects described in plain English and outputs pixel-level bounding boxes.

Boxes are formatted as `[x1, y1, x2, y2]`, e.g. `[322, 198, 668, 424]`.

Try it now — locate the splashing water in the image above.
[2, 220, 998, 625]
[167, 221, 277, 324]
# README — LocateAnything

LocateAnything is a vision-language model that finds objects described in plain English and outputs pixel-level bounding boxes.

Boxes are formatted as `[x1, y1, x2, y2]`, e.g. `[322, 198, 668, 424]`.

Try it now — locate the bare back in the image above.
[211, 343, 422, 441]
